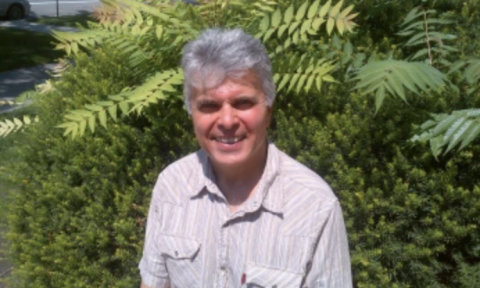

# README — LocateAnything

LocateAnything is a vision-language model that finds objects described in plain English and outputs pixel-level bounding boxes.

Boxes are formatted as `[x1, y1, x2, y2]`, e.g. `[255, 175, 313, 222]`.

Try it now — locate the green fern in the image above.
[411, 109, 480, 157]
[0, 89, 38, 108]
[256, 0, 358, 46]
[398, 7, 457, 65]
[197, 0, 277, 28]
[464, 58, 480, 84]
[0, 116, 39, 137]
[352, 60, 447, 112]
[274, 54, 336, 94]
[0, 100, 15, 106]
[57, 69, 183, 138]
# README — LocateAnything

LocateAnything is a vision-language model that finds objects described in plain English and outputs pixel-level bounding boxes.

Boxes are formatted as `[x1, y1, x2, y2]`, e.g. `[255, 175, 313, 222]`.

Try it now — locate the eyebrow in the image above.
[233, 95, 258, 102]
[195, 95, 259, 103]
[195, 98, 219, 106]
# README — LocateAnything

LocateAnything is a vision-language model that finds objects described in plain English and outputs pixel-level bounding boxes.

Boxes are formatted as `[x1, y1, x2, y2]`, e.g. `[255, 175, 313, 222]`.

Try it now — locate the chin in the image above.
[208, 152, 250, 168]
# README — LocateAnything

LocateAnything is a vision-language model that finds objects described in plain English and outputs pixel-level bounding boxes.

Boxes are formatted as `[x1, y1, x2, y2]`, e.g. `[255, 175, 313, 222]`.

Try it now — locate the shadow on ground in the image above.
[0, 64, 55, 113]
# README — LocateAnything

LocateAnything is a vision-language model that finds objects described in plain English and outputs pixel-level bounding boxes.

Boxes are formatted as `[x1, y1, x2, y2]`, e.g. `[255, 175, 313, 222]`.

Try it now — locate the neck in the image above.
[212, 142, 268, 208]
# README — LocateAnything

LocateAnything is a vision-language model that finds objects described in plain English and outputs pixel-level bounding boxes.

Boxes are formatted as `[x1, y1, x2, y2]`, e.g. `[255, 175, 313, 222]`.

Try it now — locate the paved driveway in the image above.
[0, 63, 56, 114]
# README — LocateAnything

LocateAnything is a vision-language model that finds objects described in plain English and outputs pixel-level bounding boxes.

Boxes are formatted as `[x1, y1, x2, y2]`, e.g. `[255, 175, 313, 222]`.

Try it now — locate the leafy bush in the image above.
[1, 0, 479, 287]
[2, 48, 195, 288]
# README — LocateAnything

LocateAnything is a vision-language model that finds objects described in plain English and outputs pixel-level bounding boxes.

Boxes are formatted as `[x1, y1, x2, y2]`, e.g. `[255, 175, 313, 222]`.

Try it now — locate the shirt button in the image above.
[174, 251, 178, 256]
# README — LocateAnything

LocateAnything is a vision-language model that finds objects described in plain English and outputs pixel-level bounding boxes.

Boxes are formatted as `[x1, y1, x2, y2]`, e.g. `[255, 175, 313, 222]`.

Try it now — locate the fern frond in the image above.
[274, 55, 336, 94]
[111, 0, 170, 22]
[464, 59, 480, 84]
[55, 0, 196, 58]
[53, 30, 112, 56]
[0, 100, 15, 106]
[57, 92, 131, 139]
[58, 69, 183, 139]
[128, 69, 184, 114]
[0, 90, 39, 109]
[352, 60, 447, 112]
[0, 116, 39, 137]
[250, 0, 277, 18]
[256, 0, 357, 45]
[398, 6, 457, 64]
[411, 109, 480, 157]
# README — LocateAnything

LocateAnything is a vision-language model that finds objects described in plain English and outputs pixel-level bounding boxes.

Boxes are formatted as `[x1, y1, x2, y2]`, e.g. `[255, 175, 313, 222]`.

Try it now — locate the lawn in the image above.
[0, 28, 64, 73]
[28, 12, 93, 28]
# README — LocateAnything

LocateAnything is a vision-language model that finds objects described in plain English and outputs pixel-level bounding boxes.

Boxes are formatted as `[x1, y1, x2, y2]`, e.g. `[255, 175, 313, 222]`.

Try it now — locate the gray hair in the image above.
[181, 28, 276, 113]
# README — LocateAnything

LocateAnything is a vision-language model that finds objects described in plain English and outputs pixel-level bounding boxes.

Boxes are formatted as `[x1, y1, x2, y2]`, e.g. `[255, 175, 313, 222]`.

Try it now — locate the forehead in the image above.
[191, 70, 264, 100]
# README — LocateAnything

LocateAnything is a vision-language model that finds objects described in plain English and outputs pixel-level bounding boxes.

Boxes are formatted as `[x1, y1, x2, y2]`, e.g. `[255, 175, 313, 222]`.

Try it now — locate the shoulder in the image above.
[160, 150, 204, 180]
[274, 147, 338, 208]
[152, 150, 205, 203]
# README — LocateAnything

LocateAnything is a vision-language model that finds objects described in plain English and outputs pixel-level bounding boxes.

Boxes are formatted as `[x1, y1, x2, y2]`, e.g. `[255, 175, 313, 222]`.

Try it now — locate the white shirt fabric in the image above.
[139, 143, 352, 288]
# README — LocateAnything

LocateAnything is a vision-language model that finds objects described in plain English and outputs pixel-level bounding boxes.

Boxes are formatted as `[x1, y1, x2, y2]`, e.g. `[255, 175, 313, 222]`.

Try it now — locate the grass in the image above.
[28, 12, 94, 28]
[0, 28, 63, 73]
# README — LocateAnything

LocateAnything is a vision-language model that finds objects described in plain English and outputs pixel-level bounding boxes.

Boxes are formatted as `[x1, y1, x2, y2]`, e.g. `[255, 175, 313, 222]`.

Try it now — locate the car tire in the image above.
[6, 4, 24, 20]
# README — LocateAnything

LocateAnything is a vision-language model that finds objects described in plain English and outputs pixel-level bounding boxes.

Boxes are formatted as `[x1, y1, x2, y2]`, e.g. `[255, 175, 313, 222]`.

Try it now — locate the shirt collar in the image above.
[189, 142, 284, 214]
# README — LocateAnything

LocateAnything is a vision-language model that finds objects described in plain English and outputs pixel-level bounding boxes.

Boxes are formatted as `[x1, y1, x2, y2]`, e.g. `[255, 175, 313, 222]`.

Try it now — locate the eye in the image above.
[233, 99, 255, 110]
[197, 102, 220, 113]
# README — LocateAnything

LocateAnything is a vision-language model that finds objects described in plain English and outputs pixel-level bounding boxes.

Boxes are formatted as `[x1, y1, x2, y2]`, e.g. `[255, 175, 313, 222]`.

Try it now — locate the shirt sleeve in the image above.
[304, 200, 353, 288]
[138, 176, 171, 288]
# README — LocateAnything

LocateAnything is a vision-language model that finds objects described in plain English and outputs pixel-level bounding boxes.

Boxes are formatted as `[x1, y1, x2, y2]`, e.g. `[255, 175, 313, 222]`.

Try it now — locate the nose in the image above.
[218, 104, 238, 129]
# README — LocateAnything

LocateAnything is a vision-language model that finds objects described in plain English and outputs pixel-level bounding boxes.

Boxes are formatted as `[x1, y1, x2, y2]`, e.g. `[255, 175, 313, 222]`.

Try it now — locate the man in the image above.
[139, 28, 352, 288]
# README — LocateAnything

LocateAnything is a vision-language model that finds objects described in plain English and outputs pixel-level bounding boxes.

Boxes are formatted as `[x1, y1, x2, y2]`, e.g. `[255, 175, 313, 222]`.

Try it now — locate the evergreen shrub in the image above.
[2, 48, 195, 288]
[1, 0, 479, 287]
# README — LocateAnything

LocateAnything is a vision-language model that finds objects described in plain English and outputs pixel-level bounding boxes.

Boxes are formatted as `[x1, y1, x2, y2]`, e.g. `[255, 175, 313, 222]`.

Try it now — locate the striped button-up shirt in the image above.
[139, 143, 352, 288]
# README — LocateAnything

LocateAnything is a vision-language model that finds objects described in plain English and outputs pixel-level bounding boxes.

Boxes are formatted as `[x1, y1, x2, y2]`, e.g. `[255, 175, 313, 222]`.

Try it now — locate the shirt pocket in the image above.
[159, 234, 202, 287]
[243, 264, 303, 288]
[159, 234, 200, 259]
[249, 234, 311, 275]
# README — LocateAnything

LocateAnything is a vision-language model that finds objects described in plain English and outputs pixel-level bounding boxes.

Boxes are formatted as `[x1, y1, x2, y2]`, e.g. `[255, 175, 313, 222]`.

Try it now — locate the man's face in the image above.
[190, 71, 272, 171]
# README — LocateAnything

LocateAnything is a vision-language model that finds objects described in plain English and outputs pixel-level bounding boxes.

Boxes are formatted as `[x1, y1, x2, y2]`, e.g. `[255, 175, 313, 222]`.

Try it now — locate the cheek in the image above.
[243, 113, 270, 133]
[192, 116, 213, 138]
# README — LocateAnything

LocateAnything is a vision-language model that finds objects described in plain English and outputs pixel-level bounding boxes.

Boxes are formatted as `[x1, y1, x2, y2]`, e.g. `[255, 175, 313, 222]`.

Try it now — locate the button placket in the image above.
[215, 210, 230, 288]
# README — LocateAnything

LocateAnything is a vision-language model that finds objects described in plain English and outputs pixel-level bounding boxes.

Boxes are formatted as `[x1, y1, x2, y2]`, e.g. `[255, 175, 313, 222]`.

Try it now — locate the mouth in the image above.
[214, 136, 245, 145]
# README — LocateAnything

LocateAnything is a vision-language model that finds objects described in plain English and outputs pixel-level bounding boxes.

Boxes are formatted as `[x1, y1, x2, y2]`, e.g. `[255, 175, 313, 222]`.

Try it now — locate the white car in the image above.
[0, 0, 30, 20]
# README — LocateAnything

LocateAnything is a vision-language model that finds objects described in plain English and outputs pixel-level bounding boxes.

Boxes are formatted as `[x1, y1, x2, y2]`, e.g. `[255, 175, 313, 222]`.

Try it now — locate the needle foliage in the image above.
[1, 0, 479, 287]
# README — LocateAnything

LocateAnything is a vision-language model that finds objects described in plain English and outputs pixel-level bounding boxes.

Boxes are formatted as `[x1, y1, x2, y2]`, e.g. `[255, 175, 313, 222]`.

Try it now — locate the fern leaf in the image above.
[375, 84, 386, 112]
[327, 18, 335, 35]
[412, 109, 480, 156]
[464, 59, 480, 84]
[353, 60, 446, 111]
[98, 110, 107, 128]
[401, 7, 421, 26]
[308, 0, 321, 19]
[257, 0, 356, 43]
[271, 8, 281, 27]
[329, 0, 344, 17]
[459, 122, 480, 150]
[284, 4, 294, 24]
[295, 1, 308, 21]
[336, 18, 345, 35]
[445, 119, 472, 153]
[319, 0, 331, 17]
[0, 115, 39, 137]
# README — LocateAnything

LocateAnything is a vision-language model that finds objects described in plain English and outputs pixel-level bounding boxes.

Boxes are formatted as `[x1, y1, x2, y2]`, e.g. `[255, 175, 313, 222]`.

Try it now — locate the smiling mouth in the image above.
[215, 137, 245, 144]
